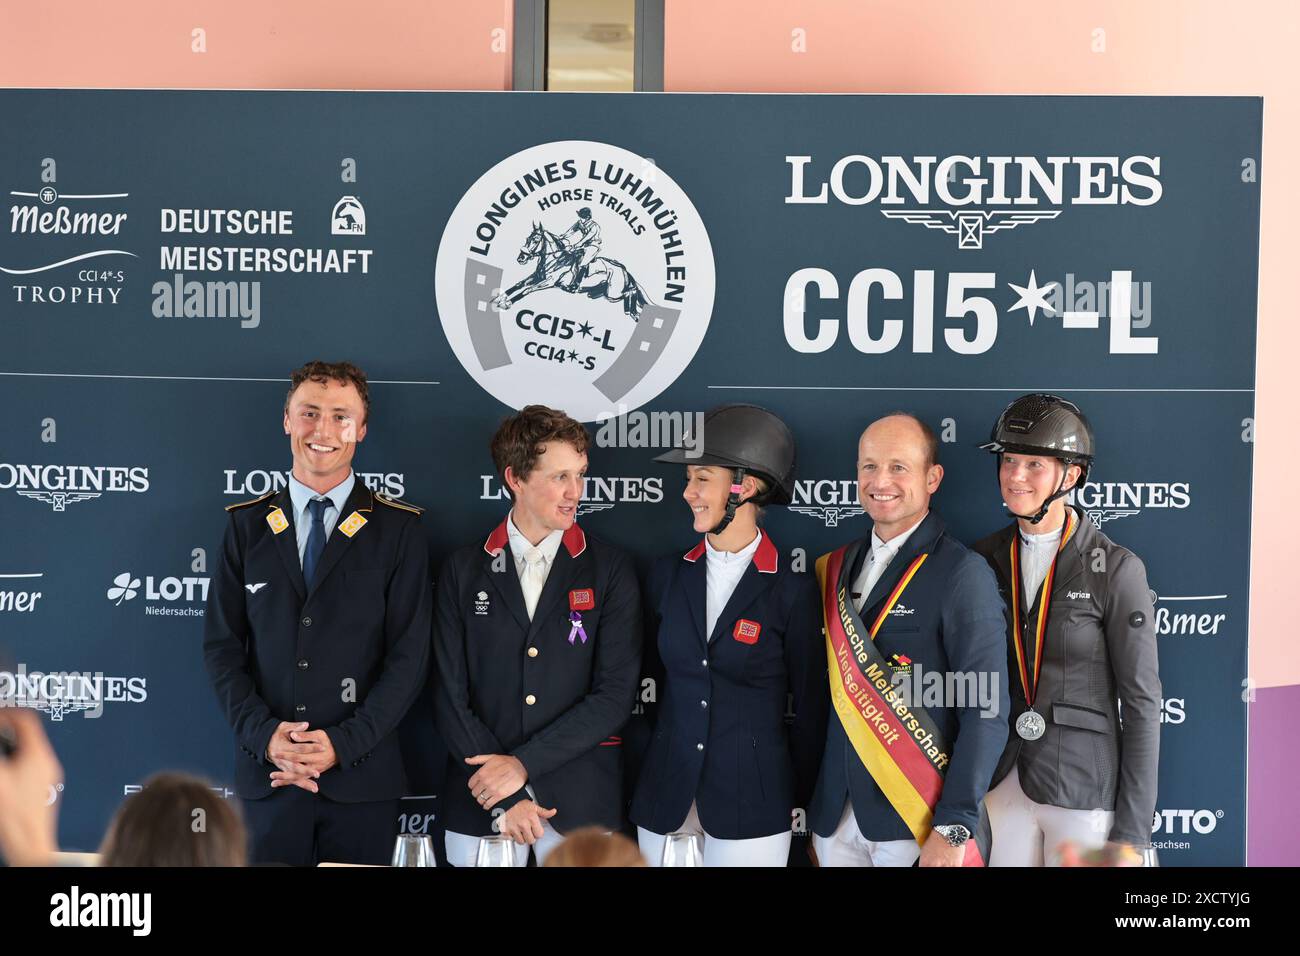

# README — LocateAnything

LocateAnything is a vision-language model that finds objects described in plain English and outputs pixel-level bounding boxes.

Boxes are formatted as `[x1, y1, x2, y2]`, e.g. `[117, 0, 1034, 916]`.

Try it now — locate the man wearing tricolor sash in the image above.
[809, 414, 1009, 866]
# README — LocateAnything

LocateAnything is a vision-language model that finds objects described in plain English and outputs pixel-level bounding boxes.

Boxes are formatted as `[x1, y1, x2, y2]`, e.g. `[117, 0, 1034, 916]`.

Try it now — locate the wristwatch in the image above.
[934, 824, 971, 847]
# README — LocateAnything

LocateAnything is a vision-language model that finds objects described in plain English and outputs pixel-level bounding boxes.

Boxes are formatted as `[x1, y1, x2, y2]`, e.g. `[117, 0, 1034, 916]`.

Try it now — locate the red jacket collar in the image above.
[483, 520, 509, 556]
[483, 518, 586, 559]
[562, 523, 586, 558]
[683, 529, 778, 573]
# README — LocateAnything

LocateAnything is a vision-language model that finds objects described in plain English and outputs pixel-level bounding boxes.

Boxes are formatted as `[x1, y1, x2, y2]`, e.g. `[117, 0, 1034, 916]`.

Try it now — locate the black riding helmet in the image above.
[979, 393, 1095, 524]
[654, 403, 797, 533]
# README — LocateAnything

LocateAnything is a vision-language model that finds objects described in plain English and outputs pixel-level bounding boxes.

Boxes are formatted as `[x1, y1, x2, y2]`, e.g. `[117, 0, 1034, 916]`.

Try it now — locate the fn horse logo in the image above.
[331, 196, 366, 235]
[436, 140, 715, 422]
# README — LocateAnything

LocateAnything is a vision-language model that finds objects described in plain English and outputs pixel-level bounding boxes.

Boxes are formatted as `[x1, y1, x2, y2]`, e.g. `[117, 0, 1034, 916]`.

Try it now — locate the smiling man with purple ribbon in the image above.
[432, 405, 642, 867]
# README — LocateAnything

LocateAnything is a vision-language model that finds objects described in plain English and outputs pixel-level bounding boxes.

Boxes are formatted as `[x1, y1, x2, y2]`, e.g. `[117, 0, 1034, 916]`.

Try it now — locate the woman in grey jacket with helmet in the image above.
[972, 394, 1160, 866]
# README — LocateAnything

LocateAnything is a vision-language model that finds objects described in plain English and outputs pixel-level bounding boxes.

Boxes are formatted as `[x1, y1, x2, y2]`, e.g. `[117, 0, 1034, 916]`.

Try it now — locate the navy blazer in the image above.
[808, 511, 1009, 841]
[630, 531, 828, 840]
[203, 480, 433, 803]
[433, 520, 642, 837]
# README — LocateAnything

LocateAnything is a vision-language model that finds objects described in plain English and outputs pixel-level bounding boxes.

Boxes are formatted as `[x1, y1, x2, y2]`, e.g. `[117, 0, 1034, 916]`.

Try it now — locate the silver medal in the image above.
[1016, 709, 1046, 741]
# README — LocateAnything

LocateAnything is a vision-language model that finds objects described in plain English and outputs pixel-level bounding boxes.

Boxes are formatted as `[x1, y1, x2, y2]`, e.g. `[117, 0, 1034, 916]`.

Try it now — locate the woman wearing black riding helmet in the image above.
[972, 394, 1160, 866]
[630, 404, 827, 866]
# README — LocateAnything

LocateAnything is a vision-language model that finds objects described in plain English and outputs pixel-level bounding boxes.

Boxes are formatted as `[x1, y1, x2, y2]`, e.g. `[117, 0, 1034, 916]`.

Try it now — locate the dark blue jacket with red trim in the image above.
[432, 519, 642, 837]
[808, 511, 1010, 842]
[630, 531, 828, 840]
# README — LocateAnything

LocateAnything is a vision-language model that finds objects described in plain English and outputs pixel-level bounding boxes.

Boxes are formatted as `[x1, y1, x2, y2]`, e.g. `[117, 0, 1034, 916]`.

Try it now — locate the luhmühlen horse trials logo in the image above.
[436, 141, 715, 422]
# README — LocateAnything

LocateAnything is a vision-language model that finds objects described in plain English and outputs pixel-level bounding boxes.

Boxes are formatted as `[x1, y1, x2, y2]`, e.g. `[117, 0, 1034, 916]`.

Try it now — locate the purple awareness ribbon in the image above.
[568, 610, 588, 645]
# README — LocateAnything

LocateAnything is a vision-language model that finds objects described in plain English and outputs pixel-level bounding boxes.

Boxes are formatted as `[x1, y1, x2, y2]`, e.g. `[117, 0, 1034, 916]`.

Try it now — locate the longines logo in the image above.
[1070, 481, 1190, 526]
[478, 474, 663, 515]
[0, 663, 147, 720]
[436, 141, 716, 421]
[1, 463, 150, 511]
[223, 469, 405, 499]
[786, 154, 1162, 249]
[107, 570, 209, 617]
[788, 478, 865, 527]
[1119, 695, 1185, 724]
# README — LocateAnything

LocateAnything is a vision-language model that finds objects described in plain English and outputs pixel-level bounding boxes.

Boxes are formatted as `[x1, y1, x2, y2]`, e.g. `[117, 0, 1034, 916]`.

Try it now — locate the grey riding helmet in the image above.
[654, 404, 797, 533]
[980, 394, 1095, 523]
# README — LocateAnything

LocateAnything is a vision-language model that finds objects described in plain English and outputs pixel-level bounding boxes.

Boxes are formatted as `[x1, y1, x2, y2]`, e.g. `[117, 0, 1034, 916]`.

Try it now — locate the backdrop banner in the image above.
[0, 90, 1259, 865]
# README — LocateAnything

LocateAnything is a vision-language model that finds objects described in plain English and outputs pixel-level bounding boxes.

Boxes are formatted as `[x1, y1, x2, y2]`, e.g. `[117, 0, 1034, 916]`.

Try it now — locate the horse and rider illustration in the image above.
[490, 207, 650, 318]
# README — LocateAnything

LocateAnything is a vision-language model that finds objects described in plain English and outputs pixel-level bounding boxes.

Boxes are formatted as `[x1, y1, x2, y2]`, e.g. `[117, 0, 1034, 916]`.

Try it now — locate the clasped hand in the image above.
[267, 721, 337, 793]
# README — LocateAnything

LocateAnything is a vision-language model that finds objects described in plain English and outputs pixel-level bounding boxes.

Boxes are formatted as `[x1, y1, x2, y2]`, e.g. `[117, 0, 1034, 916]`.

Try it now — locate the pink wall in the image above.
[667, 0, 1296, 689]
[0, 0, 514, 91]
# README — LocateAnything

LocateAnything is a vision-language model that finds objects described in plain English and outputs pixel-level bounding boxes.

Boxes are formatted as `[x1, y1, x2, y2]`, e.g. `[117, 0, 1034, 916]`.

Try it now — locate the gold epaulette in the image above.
[224, 491, 276, 512]
[375, 492, 424, 515]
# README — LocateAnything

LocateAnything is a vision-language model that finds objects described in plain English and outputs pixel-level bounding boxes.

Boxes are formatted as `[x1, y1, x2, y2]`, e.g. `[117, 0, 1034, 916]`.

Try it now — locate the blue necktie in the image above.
[303, 498, 329, 588]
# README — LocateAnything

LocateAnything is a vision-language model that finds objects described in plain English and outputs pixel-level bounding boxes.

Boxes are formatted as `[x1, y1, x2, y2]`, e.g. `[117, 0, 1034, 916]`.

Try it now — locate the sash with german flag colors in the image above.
[1007, 508, 1079, 714]
[816, 542, 992, 866]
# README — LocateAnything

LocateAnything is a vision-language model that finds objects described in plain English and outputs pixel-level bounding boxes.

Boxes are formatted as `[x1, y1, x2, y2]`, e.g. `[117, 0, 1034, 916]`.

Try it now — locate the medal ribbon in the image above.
[1008, 509, 1078, 709]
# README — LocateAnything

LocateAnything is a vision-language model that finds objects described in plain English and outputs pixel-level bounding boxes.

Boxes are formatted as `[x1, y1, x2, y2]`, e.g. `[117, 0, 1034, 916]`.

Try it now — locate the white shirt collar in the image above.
[506, 510, 564, 564]
[704, 530, 762, 565]
[288, 472, 355, 522]
[1019, 523, 1065, 548]
[870, 512, 926, 559]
